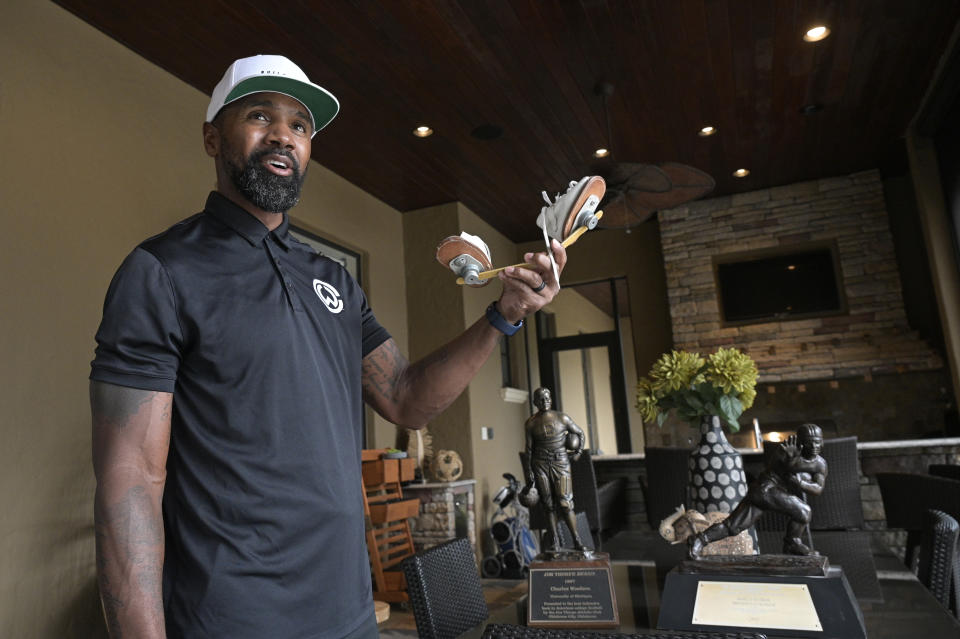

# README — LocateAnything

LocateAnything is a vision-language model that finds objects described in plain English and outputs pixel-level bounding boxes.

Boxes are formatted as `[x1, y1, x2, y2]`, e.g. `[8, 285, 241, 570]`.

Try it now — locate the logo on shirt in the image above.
[313, 279, 344, 313]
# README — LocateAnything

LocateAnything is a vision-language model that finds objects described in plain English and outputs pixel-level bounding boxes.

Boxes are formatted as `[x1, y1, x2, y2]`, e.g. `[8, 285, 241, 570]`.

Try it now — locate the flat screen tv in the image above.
[714, 245, 845, 324]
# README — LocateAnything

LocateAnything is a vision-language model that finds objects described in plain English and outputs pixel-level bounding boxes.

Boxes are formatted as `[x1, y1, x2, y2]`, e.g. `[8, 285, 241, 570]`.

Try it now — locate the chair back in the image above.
[917, 509, 959, 613]
[877, 471, 960, 569]
[569, 450, 601, 534]
[877, 473, 960, 530]
[541, 511, 595, 551]
[401, 537, 489, 639]
[757, 436, 863, 531]
[641, 447, 690, 528]
[811, 436, 864, 529]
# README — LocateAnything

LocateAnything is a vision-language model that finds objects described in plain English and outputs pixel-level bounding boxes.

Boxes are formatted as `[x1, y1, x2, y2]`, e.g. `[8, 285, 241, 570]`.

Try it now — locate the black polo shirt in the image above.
[91, 192, 391, 638]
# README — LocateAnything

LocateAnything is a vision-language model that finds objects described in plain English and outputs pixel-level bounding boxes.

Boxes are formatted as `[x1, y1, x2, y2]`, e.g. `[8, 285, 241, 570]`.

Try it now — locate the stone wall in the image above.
[658, 170, 942, 382]
[743, 370, 956, 442]
[404, 480, 477, 553]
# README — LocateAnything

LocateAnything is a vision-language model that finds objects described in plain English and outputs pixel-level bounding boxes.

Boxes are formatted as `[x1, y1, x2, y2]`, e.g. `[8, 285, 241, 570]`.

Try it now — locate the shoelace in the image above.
[538, 181, 577, 287]
[540, 180, 579, 207]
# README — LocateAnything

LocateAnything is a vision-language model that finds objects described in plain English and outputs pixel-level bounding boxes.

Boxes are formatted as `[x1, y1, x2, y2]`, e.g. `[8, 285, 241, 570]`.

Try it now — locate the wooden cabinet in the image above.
[360, 449, 418, 602]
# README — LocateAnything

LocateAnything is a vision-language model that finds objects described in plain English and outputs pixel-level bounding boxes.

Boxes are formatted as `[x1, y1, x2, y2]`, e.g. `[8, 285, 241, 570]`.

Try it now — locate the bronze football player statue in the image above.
[689, 423, 828, 559]
[522, 387, 588, 554]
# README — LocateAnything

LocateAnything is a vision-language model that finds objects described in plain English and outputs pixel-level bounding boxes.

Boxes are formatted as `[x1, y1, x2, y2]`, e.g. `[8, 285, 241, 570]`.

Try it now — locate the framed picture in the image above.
[289, 224, 363, 286]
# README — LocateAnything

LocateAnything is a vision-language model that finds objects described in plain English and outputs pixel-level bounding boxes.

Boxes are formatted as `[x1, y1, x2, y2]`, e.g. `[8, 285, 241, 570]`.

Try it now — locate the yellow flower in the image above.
[738, 386, 757, 411]
[706, 347, 758, 395]
[635, 377, 660, 423]
[649, 350, 704, 393]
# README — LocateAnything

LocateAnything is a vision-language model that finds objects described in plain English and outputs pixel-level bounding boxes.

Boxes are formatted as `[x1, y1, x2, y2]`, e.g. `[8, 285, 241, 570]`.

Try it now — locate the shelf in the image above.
[368, 498, 420, 524]
[362, 456, 416, 486]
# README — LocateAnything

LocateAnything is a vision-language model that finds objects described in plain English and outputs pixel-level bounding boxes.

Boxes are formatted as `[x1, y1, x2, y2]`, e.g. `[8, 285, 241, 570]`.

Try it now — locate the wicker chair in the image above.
[401, 537, 489, 639]
[757, 436, 863, 533]
[917, 509, 959, 615]
[641, 447, 690, 528]
[480, 622, 769, 639]
[877, 472, 960, 569]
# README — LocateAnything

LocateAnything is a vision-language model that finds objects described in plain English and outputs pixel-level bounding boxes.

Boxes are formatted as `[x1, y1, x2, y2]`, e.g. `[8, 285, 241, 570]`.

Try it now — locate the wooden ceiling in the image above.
[56, 0, 960, 242]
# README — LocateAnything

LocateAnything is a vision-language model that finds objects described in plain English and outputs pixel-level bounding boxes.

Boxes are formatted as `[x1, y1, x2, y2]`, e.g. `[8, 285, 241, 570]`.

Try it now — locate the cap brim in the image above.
[224, 76, 340, 135]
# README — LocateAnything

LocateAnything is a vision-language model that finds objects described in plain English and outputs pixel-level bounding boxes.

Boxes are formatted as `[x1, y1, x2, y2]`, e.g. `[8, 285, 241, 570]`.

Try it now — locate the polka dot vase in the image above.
[687, 415, 748, 514]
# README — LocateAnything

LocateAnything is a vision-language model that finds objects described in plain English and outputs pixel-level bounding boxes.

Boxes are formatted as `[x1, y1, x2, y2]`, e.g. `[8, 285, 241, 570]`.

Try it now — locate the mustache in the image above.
[250, 147, 300, 175]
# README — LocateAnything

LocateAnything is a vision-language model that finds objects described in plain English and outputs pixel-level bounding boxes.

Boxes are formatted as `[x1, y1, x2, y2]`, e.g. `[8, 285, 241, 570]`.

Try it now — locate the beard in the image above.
[223, 141, 307, 213]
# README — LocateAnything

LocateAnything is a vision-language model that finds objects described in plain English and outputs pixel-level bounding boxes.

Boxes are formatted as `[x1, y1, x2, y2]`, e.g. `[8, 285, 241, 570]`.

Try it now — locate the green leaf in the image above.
[657, 411, 668, 427]
[696, 381, 720, 404]
[718, 394, 741, 432]
[730, 395, 744, 415]
[683, 392, 704, 411]
[719, 394, 735, 419]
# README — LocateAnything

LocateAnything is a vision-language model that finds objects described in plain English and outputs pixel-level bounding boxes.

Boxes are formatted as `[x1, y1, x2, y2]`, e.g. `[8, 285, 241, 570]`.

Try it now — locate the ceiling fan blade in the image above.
[659, 162, 716, 191]
[599, 162, 672, 195]
[597, 195, 654, 229]
[625, 163, 716, 212]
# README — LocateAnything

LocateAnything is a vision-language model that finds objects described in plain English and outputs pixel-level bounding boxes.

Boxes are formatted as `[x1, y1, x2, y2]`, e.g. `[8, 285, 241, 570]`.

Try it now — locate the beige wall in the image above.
[519, 223, 674, 388]
[0, 3, 407, 636]
[403, 201, 534, 550]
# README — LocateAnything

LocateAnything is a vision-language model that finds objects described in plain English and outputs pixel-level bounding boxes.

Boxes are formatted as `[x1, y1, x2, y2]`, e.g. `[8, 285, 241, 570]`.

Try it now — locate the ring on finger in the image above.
[532, 279, 547, 293]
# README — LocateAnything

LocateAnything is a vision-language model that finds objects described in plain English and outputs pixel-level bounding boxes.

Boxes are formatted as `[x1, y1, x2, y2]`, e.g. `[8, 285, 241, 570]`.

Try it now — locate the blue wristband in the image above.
[486, 302, 523, 336]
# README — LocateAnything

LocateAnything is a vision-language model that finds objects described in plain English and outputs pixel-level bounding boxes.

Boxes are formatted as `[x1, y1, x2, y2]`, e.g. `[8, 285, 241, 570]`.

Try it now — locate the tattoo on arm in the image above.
[90, 383, 157, 429]
[91, 382, 171, 637]
[361, 339, 409, 406]
[95, 485, 165, 635]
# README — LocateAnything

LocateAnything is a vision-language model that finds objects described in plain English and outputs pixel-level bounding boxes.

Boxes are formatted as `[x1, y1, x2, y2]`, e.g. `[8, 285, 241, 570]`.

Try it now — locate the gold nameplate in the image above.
[691, 581, 822, 632]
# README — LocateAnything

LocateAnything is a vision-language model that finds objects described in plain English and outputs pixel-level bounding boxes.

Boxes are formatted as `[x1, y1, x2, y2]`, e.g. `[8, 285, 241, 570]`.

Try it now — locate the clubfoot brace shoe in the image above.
[435, 232, 493, 287]
[535, 176, 606, 241]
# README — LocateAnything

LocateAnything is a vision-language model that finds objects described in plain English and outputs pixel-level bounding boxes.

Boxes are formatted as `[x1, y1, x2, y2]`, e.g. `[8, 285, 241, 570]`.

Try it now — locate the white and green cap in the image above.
[206, 54, 339, 137]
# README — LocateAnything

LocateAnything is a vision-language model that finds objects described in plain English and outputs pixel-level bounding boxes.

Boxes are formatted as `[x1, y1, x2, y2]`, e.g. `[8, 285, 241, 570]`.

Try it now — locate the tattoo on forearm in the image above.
[95, 485, 164, 636]
[91, 383, 159, 429]
[362, 340, 409, 402]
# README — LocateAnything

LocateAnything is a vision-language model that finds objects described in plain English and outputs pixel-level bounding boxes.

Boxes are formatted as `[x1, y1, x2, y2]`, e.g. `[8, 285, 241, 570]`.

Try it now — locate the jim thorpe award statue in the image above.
[658, 423, 866, 639]
[518, 388, 618, 628]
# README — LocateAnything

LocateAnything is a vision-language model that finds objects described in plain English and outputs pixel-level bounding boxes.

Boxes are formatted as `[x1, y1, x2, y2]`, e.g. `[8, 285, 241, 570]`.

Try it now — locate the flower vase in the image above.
[687, 415, 748, 514]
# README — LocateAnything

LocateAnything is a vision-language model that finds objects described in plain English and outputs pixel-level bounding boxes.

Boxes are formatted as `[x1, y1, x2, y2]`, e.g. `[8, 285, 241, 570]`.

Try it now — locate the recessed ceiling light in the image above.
[733, 168, 750, 178]
[698, 126, 717, 137]
[594, 148, 610, 158]
[803, 25, 830, 42]
[413, 126, 433, 138]
[787, 264, 797, 271]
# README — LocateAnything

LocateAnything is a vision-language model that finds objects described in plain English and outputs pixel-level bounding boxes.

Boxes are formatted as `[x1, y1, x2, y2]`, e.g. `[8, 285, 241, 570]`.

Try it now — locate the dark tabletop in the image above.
[458, 530, 960, 638]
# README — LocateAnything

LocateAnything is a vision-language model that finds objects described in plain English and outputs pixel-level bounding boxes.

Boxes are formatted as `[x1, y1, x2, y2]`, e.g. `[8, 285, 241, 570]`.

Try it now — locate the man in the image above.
[688, 423, 827, 558]
[524, 387, 587, 553]
[90, 55, 566, 638]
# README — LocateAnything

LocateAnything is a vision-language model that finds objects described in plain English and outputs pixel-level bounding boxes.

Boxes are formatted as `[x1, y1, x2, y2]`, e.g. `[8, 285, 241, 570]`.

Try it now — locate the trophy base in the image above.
[526, 552, 619, 629]
[658, 559, 865, 639]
